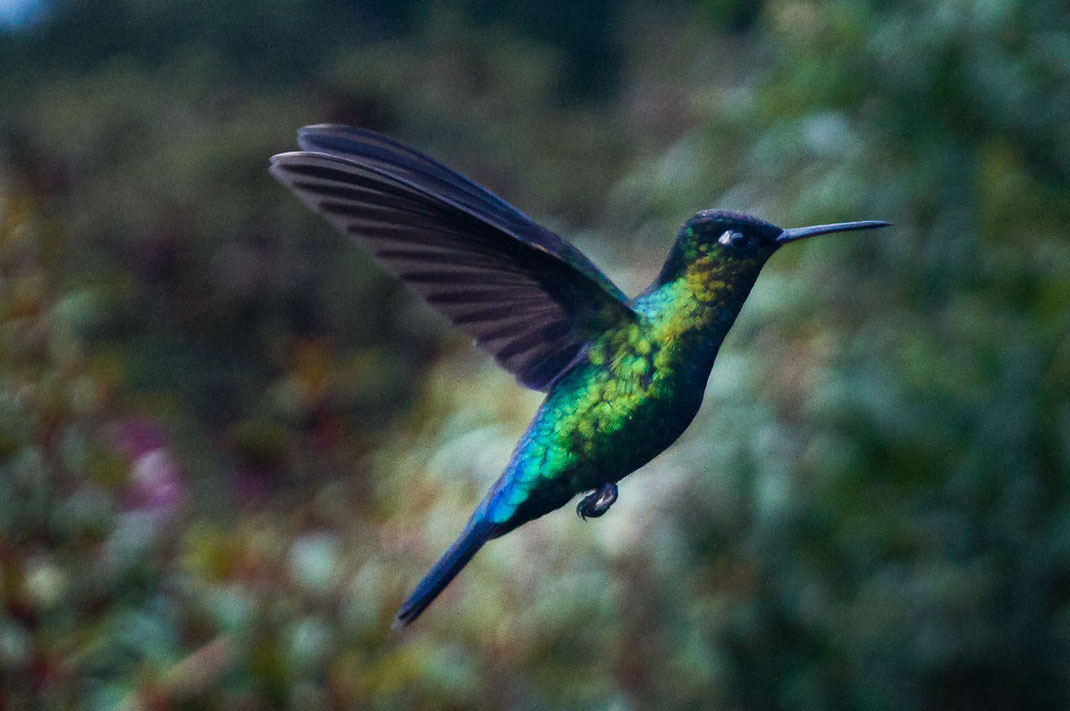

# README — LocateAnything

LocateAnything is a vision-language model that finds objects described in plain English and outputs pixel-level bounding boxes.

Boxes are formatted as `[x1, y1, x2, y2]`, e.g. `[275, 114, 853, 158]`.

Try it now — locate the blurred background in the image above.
[1, 0, 1069, 708]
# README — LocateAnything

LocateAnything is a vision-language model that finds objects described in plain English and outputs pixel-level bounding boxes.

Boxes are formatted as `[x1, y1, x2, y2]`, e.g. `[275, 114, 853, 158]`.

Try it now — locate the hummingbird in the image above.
[270, 124, 890, 627]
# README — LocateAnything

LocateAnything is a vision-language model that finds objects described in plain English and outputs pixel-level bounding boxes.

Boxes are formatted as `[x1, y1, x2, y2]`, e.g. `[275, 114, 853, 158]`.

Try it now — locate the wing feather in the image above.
[271, 128, 634, 391]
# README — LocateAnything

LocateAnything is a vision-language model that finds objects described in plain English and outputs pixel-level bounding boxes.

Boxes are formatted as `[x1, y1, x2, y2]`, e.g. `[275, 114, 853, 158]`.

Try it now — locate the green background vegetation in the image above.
[1, 0, 1069, 707]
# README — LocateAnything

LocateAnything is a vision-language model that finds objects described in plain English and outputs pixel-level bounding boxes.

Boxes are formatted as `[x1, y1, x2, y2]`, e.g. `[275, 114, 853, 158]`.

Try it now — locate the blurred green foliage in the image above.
[1, 0, 1069, 708]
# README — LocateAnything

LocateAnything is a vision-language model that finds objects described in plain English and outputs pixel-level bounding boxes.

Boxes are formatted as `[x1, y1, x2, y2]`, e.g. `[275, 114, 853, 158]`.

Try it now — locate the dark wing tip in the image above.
[298, 123, 350, 136]
[296, 124, 339, 146]
[269, 150, 314, 172]
[268, 152, 295, 184]
[269, 150, 354, 183]
[269, 152, 314, 192]
[268, 151, 292, 168]
[270, 150, 329, 165]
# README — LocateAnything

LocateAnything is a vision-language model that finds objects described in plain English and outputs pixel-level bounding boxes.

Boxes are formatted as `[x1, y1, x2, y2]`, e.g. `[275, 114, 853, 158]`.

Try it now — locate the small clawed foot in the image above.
[577, 482, 618, 521]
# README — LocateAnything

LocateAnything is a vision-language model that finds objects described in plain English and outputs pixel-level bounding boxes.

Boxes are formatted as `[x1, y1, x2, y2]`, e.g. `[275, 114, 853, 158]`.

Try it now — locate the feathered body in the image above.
[485, 224, 768, 532]
[270, 125, 889, 626]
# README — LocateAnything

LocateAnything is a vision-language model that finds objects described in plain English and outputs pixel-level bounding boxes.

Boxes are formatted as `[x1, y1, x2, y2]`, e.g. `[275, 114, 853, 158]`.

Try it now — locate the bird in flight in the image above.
[270, 125, 889, 627]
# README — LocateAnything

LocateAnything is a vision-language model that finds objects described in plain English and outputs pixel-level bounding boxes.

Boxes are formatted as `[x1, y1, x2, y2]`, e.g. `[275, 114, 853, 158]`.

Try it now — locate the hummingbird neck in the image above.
[633, 252, 759, 346]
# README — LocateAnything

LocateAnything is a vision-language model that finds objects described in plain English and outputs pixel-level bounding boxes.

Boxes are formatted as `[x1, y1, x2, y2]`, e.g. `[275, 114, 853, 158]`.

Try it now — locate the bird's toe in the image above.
[576, 482, 618, 521]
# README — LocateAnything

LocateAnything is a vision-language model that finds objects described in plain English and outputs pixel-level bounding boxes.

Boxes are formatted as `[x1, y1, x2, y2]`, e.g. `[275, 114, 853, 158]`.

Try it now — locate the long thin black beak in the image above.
[777, 220, 891, 243]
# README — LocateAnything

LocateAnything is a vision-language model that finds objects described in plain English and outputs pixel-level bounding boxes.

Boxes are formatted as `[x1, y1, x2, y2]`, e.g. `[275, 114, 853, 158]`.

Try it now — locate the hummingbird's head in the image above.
[685, 210, 890, 263]
[654, 210, 891, 295]
[684, 210, 783, 265]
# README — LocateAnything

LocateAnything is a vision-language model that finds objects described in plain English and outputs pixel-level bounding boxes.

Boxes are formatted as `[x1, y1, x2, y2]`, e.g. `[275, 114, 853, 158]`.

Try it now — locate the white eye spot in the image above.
[731, 232, 751, 248]
[718, 230, 751, 249]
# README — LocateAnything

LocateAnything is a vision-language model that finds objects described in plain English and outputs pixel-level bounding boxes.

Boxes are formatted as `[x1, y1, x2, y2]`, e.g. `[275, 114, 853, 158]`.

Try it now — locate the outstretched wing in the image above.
[270, 125, 635, 391]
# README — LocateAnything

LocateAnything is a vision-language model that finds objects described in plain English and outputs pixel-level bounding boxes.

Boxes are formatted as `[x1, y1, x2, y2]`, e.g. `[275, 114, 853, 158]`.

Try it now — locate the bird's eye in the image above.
[719, 230, 752, 250]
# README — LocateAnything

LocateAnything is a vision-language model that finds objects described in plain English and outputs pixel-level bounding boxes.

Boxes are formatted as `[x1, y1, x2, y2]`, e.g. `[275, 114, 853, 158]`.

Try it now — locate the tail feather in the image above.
[393, 519, 498, 628]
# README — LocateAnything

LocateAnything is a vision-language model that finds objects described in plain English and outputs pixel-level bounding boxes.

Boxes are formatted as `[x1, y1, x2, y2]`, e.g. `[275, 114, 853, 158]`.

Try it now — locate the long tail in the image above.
[393, 518, 499, 628]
